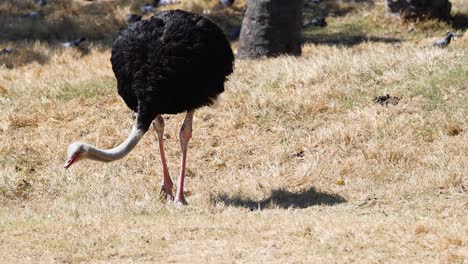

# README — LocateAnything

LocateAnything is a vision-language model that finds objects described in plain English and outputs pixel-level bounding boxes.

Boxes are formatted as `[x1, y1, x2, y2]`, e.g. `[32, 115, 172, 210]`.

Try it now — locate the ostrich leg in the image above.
[152, 115, 173, 201]
[174, 110, 195, 205]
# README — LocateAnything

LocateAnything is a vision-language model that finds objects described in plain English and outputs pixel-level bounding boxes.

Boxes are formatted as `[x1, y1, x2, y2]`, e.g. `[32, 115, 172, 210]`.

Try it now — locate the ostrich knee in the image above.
[153, 115, 165, 137]
[179, 110, 194, 151]
[179, 122, 192, 150]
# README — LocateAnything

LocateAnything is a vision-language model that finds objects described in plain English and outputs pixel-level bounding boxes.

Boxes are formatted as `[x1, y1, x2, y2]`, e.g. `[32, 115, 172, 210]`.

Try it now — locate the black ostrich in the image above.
[64, 10, 234, 206]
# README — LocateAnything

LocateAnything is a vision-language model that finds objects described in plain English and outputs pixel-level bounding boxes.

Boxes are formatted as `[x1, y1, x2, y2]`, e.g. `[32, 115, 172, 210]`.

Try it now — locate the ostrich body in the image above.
[64, 10, 234, 205]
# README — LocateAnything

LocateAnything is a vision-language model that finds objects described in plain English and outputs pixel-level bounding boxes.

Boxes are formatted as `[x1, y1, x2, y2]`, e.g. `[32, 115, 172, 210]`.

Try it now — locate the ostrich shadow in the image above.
[212, 187, 346, 210]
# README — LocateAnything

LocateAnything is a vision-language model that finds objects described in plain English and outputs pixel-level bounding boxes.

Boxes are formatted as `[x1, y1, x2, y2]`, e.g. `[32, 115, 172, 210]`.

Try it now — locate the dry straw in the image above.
[0, 0, 466, 262]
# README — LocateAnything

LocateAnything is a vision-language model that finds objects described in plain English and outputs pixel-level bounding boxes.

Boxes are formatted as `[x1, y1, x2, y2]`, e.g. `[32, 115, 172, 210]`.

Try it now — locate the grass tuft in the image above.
[55, 78, 115, 101]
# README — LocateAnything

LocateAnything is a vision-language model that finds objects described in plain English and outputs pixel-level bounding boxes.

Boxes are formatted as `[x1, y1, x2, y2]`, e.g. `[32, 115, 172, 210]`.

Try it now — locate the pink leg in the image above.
[152, 115, 173, 201]
[174, 110, 195, 206]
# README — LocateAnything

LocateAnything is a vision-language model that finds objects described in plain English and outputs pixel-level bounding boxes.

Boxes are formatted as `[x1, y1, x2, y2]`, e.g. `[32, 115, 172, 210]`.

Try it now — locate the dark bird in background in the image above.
[431, 32, 455, 48]
[220, 0, 235, 7]
[0, 47, 17, 56]
[125, 14, 142, 24]
[62, 37, 87, 47]
[38, 0, 47, 7]
[140, 3, 156, 14]
[158, 0, 168, 5]
[230, 26, 241, 41]
[21, 11, 44, 19]
[303, 17, 327, 28]
[64, 10, 235, 206]
[311, 0, 320, 4]
[158, 0, 179, 5]
[212, 0, 234, 11]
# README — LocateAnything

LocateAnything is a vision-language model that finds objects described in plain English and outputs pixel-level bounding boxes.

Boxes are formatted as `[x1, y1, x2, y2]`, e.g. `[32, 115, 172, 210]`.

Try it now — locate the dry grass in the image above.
[0, 0, 467, 263]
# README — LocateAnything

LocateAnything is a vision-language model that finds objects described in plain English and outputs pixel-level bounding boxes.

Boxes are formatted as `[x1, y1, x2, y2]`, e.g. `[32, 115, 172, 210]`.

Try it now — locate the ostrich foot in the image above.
[174, 196, 188, 206]
[159, 185, 173, 202]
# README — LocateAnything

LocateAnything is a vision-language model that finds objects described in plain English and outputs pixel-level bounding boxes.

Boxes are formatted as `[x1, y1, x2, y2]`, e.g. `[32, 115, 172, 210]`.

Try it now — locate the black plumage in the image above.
[111, 9, 234, 131]
[64, 10, 234, 205]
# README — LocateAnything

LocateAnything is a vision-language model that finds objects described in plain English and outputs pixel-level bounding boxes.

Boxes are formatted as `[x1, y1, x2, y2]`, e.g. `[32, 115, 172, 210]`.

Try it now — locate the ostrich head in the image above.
[64, 126, 145, 169]
[64, 142, 87, 169]
[446, 32, 455, 40]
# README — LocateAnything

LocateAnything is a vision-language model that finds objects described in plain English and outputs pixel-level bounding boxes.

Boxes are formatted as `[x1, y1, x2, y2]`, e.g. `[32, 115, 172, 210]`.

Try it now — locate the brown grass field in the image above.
[0, 0, 467, 263]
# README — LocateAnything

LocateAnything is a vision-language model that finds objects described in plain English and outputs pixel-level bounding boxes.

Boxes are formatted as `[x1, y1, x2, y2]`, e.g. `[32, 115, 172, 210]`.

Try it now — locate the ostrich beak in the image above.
[64, 154, 80, 169]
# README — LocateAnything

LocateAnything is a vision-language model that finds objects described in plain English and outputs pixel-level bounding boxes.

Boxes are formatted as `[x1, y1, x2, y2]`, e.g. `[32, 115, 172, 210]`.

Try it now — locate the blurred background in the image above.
[0, 0, 466, 68]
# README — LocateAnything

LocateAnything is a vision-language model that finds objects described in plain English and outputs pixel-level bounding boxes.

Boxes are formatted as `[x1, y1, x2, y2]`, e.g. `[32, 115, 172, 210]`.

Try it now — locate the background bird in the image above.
[140, 3, 156, 14]
[64, 10, 234, 206]
[230, 26, 241, 41]
[20, 11, 44, 19]
[37, 0, 47, 7]
[212, 0, 234, 11]
[125, 14, 142, 24]
[62, 37, 87, 47]
[0, 47, 17, 56]
[303, 17, 327, 28]
[220, 0, 235, 7]
[431, 32, 455, 48]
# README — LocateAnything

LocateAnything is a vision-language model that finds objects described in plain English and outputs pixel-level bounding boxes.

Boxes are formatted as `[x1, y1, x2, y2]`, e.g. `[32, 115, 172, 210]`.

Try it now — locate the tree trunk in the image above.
[386, 0, 452, 21]
[237, 0, 304, 59]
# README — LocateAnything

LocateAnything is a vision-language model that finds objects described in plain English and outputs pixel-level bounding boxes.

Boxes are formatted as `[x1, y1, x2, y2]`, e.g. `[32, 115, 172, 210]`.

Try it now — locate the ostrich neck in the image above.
[86, 126, 145, 162]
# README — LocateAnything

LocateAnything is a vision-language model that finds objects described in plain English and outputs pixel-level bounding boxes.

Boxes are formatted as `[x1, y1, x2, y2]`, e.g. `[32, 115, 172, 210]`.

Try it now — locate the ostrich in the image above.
[64, 10, 234, 205]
